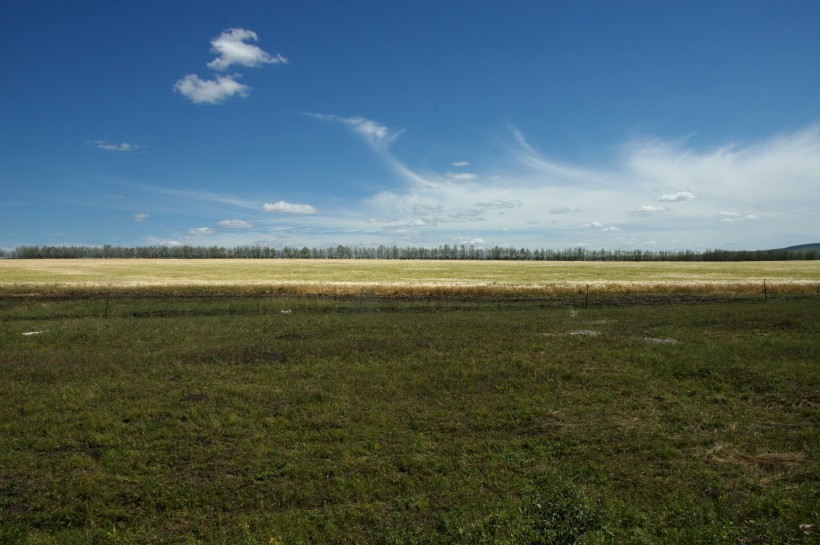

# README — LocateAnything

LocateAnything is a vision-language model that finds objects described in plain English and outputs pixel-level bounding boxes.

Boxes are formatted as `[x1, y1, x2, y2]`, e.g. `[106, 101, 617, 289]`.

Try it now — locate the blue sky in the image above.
[1, 1, 818, 252]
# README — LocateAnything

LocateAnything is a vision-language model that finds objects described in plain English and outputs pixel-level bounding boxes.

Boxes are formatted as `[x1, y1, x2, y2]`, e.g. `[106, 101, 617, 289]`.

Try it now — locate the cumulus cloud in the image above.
[88, 140, 143, 152]
[187, 227, 214, 236]
[173, 74, 250, 104]
[218, 219, 253, 229]
[175, 28, 285, 105]
[262, 201, 318, 215]
[207, 28, 287, 71]
[132, 213, 148, 222]
[658, 191, 696, 202]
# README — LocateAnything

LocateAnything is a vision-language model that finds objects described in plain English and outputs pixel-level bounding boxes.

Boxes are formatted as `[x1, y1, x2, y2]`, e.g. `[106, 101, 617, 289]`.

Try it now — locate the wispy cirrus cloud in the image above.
[445, 171, 478, 181]
[132, 213, 149, 222]
[218, 219, 254, 229]
[719, 211, 759, 222]
[88, 140, 144, 152]
[125, 183, 260, 211]
[627, 126, 820, 209]
[510, 127, 611, 186]
[476, 200, 523, 210]
[105, 120, 819, 251]
[304, 113, 402, 151]
[262, 201, 318, 215]
[305, 113, 433, 186]
[305, 115, 819, 249]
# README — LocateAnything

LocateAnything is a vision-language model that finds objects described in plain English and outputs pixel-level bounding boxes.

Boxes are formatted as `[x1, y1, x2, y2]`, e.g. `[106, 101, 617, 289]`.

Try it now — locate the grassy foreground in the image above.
[1, 259, 818, 297]
[1, 294, 818, 544]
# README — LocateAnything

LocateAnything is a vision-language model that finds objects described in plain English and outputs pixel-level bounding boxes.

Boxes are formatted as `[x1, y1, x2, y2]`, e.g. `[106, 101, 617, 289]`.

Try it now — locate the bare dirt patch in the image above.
[643, 337, 680, 345]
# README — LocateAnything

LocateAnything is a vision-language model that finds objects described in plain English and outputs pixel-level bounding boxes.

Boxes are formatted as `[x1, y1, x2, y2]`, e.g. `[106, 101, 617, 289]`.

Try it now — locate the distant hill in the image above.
[777, 243, 820, 252]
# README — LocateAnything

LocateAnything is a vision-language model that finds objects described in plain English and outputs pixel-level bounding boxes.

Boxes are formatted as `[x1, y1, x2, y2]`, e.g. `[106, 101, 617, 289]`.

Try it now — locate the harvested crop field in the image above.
[1, 259, 818, 297]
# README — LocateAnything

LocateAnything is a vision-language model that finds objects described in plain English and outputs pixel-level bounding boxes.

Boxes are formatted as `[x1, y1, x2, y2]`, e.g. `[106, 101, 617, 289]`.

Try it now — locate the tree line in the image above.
[1, 244, 816, 261]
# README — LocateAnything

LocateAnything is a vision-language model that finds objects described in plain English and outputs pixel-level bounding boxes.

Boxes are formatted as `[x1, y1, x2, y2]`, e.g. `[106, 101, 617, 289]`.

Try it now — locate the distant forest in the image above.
[3, 244, 817, 261]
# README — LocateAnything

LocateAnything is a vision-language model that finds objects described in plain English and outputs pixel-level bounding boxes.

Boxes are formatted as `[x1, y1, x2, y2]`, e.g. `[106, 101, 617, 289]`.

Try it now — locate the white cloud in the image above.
[582, 221, 620, 231]
[88, 140, 143, 152]
[148, 122, 816, 251]
[445, 171, 478, 181]
[304, 113, 435, 186]
[510, 126, 610, 186]
[262, 201, 318, 215]
[206, 28, 287, 71]
[306, 113, 401, 151]
[452, 161, 470, 167]
[174, 28, 285, 105]
[173, 74, 249, 104]
[719, 211, 759, 222]
[367, 124, 815, 248]
[629, 205, 670, 217]
[476, 200, 523, 210]
[218, 219, 253, 229]
[187, 227, 215, 236]
[658, 191, 695, 202]
[132, 213, 148, 222]
[628, 126, 820, 210]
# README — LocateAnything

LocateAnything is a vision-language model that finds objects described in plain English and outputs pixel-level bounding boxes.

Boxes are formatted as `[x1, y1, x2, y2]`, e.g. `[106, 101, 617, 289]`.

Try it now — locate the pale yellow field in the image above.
[1, 259, 818, 297]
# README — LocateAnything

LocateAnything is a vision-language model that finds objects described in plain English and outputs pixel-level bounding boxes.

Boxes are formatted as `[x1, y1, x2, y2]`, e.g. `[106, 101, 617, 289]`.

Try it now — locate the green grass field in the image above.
[1, 289, 818, 544]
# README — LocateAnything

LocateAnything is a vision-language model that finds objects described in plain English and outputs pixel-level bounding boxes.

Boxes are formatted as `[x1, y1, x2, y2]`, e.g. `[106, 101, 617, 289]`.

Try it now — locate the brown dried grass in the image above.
[0, 259, 818, 298]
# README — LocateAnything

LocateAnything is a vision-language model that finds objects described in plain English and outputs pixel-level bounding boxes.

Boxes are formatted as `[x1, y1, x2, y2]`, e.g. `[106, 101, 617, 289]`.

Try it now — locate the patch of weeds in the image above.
[0, 521, 27, 545]
[521, 474, 609, 545]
